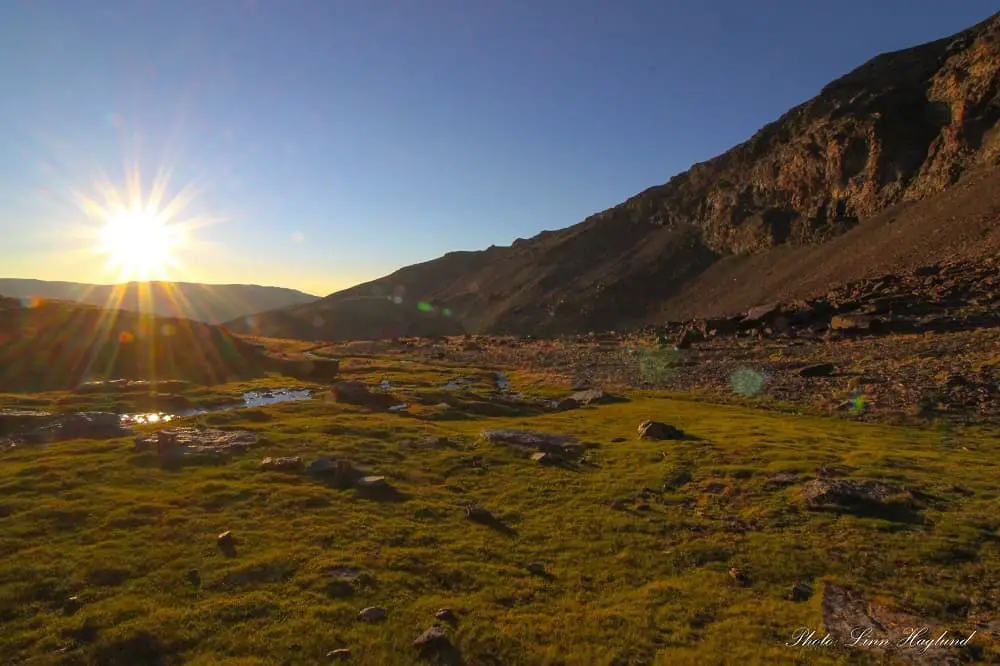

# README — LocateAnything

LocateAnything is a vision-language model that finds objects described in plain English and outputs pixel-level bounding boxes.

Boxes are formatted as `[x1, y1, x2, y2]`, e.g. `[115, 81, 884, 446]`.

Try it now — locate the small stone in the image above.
[530, 452, 557, 465]
[261, 456, 303, 472]
[435, 608, 458, 623]
[789, 583, 813, 602]
[217, 531, 234, 548]
[553, 397, 580, 410]
[526, 562, 547, 576]
[465, 504, 495, 524]
[830, 314, 873, 331]
[307, 457, 336, 475]
[186, 569, 201, 587]
[330, 381, 373, 404]
[327, 648, 352, 660]
[413, 626, 449, 649]
[355, 475, 388, 489]
[358, 606, 387, 622]
[63, 596, 83, 616]
[637, 420, 686, 440]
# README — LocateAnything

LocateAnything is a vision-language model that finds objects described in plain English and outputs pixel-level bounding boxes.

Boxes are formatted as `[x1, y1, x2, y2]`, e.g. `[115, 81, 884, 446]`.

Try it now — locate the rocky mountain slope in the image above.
[239, 12, 1000, 340]
[0, 279, 318, 325]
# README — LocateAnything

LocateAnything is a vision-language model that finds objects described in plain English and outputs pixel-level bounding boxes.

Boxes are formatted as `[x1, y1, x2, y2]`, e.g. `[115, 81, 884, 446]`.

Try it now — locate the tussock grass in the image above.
[1, 356, 999, 664]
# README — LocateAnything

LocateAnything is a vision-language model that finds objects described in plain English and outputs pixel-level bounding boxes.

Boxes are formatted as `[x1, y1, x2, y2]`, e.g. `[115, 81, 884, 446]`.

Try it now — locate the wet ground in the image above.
[115, 388, 313, 425]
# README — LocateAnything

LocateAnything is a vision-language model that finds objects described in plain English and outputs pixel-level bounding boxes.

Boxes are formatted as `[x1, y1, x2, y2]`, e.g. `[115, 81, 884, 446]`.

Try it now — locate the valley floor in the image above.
[1, 353, 999, 665]
[319, 327, 1000, 427]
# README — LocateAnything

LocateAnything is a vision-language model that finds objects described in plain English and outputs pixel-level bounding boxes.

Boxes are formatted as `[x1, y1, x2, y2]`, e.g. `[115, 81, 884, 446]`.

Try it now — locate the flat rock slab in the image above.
[481, 429, 582, 455]
[801, 478, 896, 510]
[134, 427, 258, 461]
[260, 456, 303, 472]
[822, 584, 965, 664]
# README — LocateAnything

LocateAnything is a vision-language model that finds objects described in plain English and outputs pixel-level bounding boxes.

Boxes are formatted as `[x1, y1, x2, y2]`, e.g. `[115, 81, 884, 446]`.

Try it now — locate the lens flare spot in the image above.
[417, 302, 433, 312]
[731, 367, 767, 397]
[160, 324, 176, 336]
[442, 308, 452, 317]
[107, 113, 126, 130]
[392, 296, 403, 305]
[635, 345, 680, 384]
[118, 330, 135, 344]
[20, 297, 42, 309]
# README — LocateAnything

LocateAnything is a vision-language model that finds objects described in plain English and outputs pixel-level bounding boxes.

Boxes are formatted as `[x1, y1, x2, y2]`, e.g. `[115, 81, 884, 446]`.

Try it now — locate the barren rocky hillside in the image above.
[235, 12, 1000, 340]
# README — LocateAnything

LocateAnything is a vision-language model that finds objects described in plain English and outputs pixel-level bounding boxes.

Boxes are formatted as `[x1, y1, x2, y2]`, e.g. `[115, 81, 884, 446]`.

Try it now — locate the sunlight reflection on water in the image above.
[119, 388, 313, 425]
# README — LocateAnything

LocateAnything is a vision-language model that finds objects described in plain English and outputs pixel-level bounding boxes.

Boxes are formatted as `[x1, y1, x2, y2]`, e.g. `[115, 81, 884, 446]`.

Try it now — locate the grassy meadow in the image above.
[1, 356, 999, 665]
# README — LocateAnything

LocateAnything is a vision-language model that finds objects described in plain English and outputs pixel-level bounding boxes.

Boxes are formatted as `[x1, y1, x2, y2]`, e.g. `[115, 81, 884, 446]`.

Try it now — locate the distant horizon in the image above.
[1, 1, 996, 295]
[0, 274, 324, 297]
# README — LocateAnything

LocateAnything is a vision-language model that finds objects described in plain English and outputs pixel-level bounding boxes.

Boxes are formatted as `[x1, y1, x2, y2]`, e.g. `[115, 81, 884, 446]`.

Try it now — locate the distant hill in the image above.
[0, 296, 269, 392]
[239, 11, 1000, 340]
[0, 279, 319, 325]
[224, 293, 466, 341]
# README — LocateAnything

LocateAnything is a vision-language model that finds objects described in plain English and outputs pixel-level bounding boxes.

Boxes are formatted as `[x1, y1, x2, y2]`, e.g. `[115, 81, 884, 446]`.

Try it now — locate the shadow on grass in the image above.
[129, 454, 235, 472]
[355, 485, 410, 503]
[467, 511, 518, 538]
[810, 501, 925, 525]
[418, 641, 466, 666]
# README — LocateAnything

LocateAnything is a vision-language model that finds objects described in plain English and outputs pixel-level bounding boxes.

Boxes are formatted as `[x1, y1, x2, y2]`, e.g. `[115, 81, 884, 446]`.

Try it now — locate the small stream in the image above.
[120, 388, 313, 425]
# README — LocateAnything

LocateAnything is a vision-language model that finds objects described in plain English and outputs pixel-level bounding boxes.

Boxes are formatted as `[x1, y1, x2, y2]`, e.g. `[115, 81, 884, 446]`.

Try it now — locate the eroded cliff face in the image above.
[596, 13, 1000, 255]
[248, 13, 1000, 340]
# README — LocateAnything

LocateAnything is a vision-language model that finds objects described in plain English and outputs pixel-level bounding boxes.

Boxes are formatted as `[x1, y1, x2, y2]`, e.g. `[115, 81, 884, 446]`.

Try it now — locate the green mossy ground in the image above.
[1, 357, 998, 665]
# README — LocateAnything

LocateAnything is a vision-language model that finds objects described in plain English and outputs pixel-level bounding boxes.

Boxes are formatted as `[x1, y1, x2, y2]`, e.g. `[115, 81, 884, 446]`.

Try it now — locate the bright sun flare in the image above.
[97, 209, 179, 280]
[73, 164, 212, 283]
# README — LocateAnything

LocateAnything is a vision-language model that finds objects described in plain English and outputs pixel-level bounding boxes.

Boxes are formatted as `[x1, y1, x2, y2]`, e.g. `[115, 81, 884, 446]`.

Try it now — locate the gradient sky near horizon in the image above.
[0, 1, 996, 297]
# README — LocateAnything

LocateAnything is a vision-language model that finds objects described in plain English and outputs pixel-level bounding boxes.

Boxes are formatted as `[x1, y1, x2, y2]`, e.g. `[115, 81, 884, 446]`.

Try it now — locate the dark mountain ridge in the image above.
[0, 279, 319, 325]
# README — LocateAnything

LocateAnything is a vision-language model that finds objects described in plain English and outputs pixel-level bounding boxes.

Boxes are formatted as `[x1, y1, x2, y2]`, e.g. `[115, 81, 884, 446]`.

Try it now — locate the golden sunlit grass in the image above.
[1, 355, 999, 664]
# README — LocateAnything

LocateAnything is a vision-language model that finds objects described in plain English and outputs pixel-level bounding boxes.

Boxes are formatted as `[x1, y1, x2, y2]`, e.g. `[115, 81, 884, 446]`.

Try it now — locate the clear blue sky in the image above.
[0, 0, 995, 296]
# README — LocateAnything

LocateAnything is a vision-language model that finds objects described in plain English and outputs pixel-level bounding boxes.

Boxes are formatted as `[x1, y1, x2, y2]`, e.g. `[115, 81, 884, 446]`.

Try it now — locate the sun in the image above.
[70, 164, 214, 283]
[96, 208, 181, 281]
